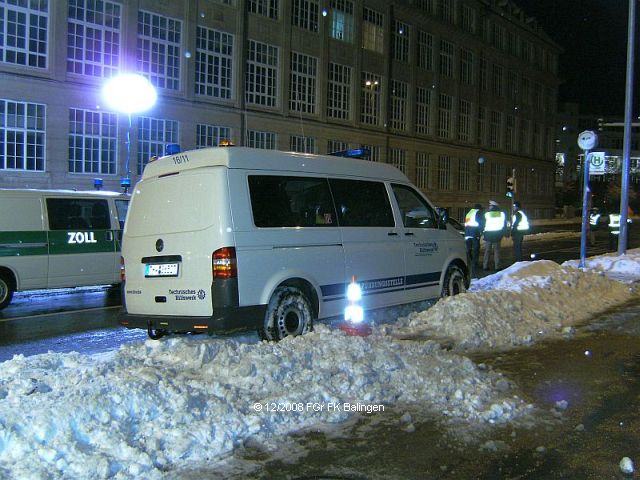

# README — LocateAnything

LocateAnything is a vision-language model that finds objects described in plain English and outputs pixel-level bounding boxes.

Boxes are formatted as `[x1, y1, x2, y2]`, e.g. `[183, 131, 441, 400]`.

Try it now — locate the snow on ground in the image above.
[1, 250, 640, 479]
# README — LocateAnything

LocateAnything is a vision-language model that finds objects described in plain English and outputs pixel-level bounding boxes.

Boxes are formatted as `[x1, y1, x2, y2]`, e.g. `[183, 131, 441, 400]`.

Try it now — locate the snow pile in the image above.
[388, 259, 638, 351]
[563, 249, 640, 282]
[0, 327, 531, 479]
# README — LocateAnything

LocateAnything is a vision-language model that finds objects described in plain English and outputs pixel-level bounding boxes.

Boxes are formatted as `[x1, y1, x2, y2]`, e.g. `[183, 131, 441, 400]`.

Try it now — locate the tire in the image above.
[441, 265, 466, 298]
[0, 272, 15, 310]
[260, 286, 313, 341]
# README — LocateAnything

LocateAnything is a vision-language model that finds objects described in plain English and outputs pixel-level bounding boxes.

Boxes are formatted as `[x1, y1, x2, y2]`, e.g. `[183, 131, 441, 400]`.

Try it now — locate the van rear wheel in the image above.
[260, 286, 313, 341]
[441, 265, 466, 297]
[0, 273, 14, 310]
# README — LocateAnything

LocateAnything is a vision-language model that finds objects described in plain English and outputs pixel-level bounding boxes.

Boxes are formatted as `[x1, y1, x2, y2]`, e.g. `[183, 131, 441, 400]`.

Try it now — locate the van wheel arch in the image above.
[441, 261, 468, 298]
[259, 279, 317, 341]
[0, 268, 16, 310]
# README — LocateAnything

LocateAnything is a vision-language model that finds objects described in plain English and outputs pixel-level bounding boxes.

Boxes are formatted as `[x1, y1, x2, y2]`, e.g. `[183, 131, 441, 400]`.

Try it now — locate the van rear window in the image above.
[248, 176, 336, 228]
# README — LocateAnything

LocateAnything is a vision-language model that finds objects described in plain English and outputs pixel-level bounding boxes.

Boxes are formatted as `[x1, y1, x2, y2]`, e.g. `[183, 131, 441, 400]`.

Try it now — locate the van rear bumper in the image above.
[118, 304, 267, 334]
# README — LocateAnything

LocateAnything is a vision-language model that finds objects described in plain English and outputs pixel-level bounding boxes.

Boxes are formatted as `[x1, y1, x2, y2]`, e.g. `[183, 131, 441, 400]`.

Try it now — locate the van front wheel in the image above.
[0, 273, 14, 310]
[441, 265, 466, 297]
[260, 286, 313, 341]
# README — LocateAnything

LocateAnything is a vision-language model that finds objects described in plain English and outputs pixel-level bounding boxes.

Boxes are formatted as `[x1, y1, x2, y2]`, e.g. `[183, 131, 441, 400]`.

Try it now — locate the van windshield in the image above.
[125, 173, 217, 236]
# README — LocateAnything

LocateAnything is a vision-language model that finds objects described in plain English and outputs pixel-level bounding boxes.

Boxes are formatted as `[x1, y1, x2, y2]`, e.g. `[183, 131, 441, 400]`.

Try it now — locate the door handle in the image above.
[388, 232, 398, 236]
[404, 232, 415, 236]
[105, 231, 114, 242]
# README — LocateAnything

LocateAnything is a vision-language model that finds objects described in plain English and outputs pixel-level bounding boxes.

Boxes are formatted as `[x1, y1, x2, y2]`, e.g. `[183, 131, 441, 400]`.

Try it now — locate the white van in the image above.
[0, 189, 129, 309]
[119, 147, 470, 340]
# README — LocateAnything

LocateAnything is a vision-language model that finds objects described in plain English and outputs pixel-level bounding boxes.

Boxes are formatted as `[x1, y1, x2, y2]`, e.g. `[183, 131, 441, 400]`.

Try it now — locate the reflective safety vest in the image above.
[589, 213, 601, 226]
[464, 209, 480, 227]
[609, 214, 621, 234]
[512, 210, 530, 231]
[484, 210, 506, 232]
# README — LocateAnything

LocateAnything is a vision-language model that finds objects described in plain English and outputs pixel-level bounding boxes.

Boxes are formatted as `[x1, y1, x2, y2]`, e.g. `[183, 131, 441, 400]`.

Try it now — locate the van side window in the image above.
[115, 199, 129, 230]
[248, 175, 336, 227]
[46, 199, 110, 230]
[329, 179, 395, 227]
[391, 184, 437, 229]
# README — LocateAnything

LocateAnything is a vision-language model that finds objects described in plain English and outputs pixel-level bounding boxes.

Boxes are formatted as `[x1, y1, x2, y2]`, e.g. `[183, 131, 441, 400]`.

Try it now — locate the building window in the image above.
[507, 71, 518, 100]
[289, 51, 318, 114]
[0, 0, 48, 68]
[460, 48, 473, 85]
[360, 72, 381, 126]
[327, 62, 351, 120]
[416, 152, 430, 189]
[417, 0, 435, 14]
[491, 22, 505, 50]
[458, 99, 471, 142]
[67, 0, 120, 77]
[248, 0, 279, 19]
[439, 40, 454, 77]
[390, 80, 407, 131]
[461, 5, 476, 34]
[327, 139, 348, 154]
[290, 135, 315, 153]
[477, 106, 487, 146]
[438, 93, 452, 138]
[0, 99, 45, 171]
[388, 148, 406, 174]
[458, 158, 470, 191]
[505, 115, 516, 152]
[292, 0, 318, 31]
[533, 122, 543, 157]
[196, 124, 232, 147]
[492, 64, 504, 97]
[246, 40, 279, 107]
[489, 110, 501, 149]
[438, 0, 454, 24]
[246, 130, 276, 149]
[417, 31, 433, 71]
[362, 7, 383, 54]
[393, 21, 409, 62]
[480, 57, 488, 90]
[476, 161, 484, 192]
[137, 117, 178, 174]
[490, 162, 499, 193]
[438, 155, 451, 190]
[360, 144, 380, 161]
[137, 11, 181, 90]
[330, 0, 354, 43]
[520, 119, 531, 154]
[521, 77, 531, 105]
[416, 87, 432, 135]
[508, 30, 519, 56]
[195, 27, 233, 99]
[68, 108, 117, 174]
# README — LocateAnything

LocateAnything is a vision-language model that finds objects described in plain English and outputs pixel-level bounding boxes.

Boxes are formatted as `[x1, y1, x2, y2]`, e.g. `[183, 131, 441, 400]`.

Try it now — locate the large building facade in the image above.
[0, 0, 560, 220]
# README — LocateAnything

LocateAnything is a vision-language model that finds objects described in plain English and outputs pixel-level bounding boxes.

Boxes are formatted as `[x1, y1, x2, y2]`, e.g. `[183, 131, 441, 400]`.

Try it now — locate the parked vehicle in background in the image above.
[0, 189, 129, 309]
[119, 146, 470, 340]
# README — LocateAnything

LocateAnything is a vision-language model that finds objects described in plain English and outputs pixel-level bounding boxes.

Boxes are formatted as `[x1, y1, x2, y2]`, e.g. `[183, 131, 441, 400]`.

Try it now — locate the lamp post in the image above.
[102, 73, 157, 193]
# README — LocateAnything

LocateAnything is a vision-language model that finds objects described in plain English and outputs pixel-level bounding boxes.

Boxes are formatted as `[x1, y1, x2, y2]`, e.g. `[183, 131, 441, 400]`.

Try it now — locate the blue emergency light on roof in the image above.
[329, 148, 370, 160]
[165, 143, 181, 155]
[120, 177, 131, 188]
[93, 178, 103, 190]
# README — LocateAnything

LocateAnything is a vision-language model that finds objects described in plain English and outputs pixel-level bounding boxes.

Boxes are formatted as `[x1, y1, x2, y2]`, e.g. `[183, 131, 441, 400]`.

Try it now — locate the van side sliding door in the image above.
[329, 178, 406, 310]
[45, 198, 118, 287]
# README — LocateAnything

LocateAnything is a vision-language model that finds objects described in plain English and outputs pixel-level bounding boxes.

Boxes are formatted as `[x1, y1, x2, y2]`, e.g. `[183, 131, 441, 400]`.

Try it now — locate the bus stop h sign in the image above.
[589, 151, 606, 175]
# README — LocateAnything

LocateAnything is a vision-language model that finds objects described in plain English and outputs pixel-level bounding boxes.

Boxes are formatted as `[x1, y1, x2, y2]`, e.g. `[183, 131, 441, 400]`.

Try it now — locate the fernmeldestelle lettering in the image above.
[360, 277, 404, 291]
[67, 232, 97, 244]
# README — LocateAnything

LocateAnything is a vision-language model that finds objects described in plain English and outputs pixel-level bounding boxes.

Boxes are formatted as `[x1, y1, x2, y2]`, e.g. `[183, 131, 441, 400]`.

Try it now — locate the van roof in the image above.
[142, 147, 409, 182]
[0, 188, 129, 199]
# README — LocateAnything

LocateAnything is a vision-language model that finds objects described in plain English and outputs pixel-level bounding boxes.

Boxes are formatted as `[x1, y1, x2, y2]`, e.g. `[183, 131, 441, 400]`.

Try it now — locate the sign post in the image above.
[577, 131, 598, 268]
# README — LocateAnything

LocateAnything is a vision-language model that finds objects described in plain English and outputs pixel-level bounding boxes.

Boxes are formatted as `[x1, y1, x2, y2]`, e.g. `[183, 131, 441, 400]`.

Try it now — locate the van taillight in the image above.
[212, 247, 237, 279]
[120, 256, 126, 281]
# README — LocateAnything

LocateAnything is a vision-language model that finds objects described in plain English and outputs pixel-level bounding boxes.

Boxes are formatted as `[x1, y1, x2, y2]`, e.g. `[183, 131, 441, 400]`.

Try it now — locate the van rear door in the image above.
[123, 169, 231, 317]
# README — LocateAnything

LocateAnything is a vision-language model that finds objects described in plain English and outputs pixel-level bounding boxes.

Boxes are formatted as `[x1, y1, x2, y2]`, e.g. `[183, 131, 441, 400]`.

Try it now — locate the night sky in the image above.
[516, 0, 633, 115]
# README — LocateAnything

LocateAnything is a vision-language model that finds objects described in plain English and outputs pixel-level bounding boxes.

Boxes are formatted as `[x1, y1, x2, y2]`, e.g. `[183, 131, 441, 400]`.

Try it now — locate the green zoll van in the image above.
[0, 189, 129, 309]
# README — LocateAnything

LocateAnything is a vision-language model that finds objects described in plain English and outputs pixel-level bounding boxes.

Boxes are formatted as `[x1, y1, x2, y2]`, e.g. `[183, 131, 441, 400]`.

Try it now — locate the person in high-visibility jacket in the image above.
[464, 203, 485, 275]
[608, 212, 631, 250]
[589, 208, 601, 246]
[483, 200, 508, 271]
[511, 201, 530, 262]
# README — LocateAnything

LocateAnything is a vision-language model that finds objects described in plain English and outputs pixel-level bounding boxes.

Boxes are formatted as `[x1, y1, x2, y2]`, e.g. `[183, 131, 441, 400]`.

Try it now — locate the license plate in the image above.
[145, 263, 179, 277]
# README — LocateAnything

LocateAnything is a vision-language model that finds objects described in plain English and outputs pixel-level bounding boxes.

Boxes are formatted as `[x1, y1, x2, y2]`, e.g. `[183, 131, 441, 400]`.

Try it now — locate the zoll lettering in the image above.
[67, 232, 98, 244]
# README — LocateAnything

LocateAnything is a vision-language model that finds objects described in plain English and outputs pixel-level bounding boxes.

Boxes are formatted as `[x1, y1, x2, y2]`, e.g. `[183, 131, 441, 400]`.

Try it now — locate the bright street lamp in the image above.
[102, 73, 157, 193]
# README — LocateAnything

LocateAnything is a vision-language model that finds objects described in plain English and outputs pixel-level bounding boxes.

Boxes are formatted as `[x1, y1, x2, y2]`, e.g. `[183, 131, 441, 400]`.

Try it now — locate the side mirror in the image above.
[437, 208, 449, 229]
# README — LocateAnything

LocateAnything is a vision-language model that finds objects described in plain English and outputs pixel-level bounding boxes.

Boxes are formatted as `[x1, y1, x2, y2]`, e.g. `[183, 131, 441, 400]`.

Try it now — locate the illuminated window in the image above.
[67, 0, 120, 77]
[0, 99, 45, 171]
[246, 40, 279, 107]
[330, 0, 353, 43]
[0, 0, 48, 68]
[68, 108, 117, 174]
[137, 11, 181, 90]
[360, 72, 381, 126]
[137, 116, 178, 173]
[195, 26, 234, 99]
[362, 7, 383, 53]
